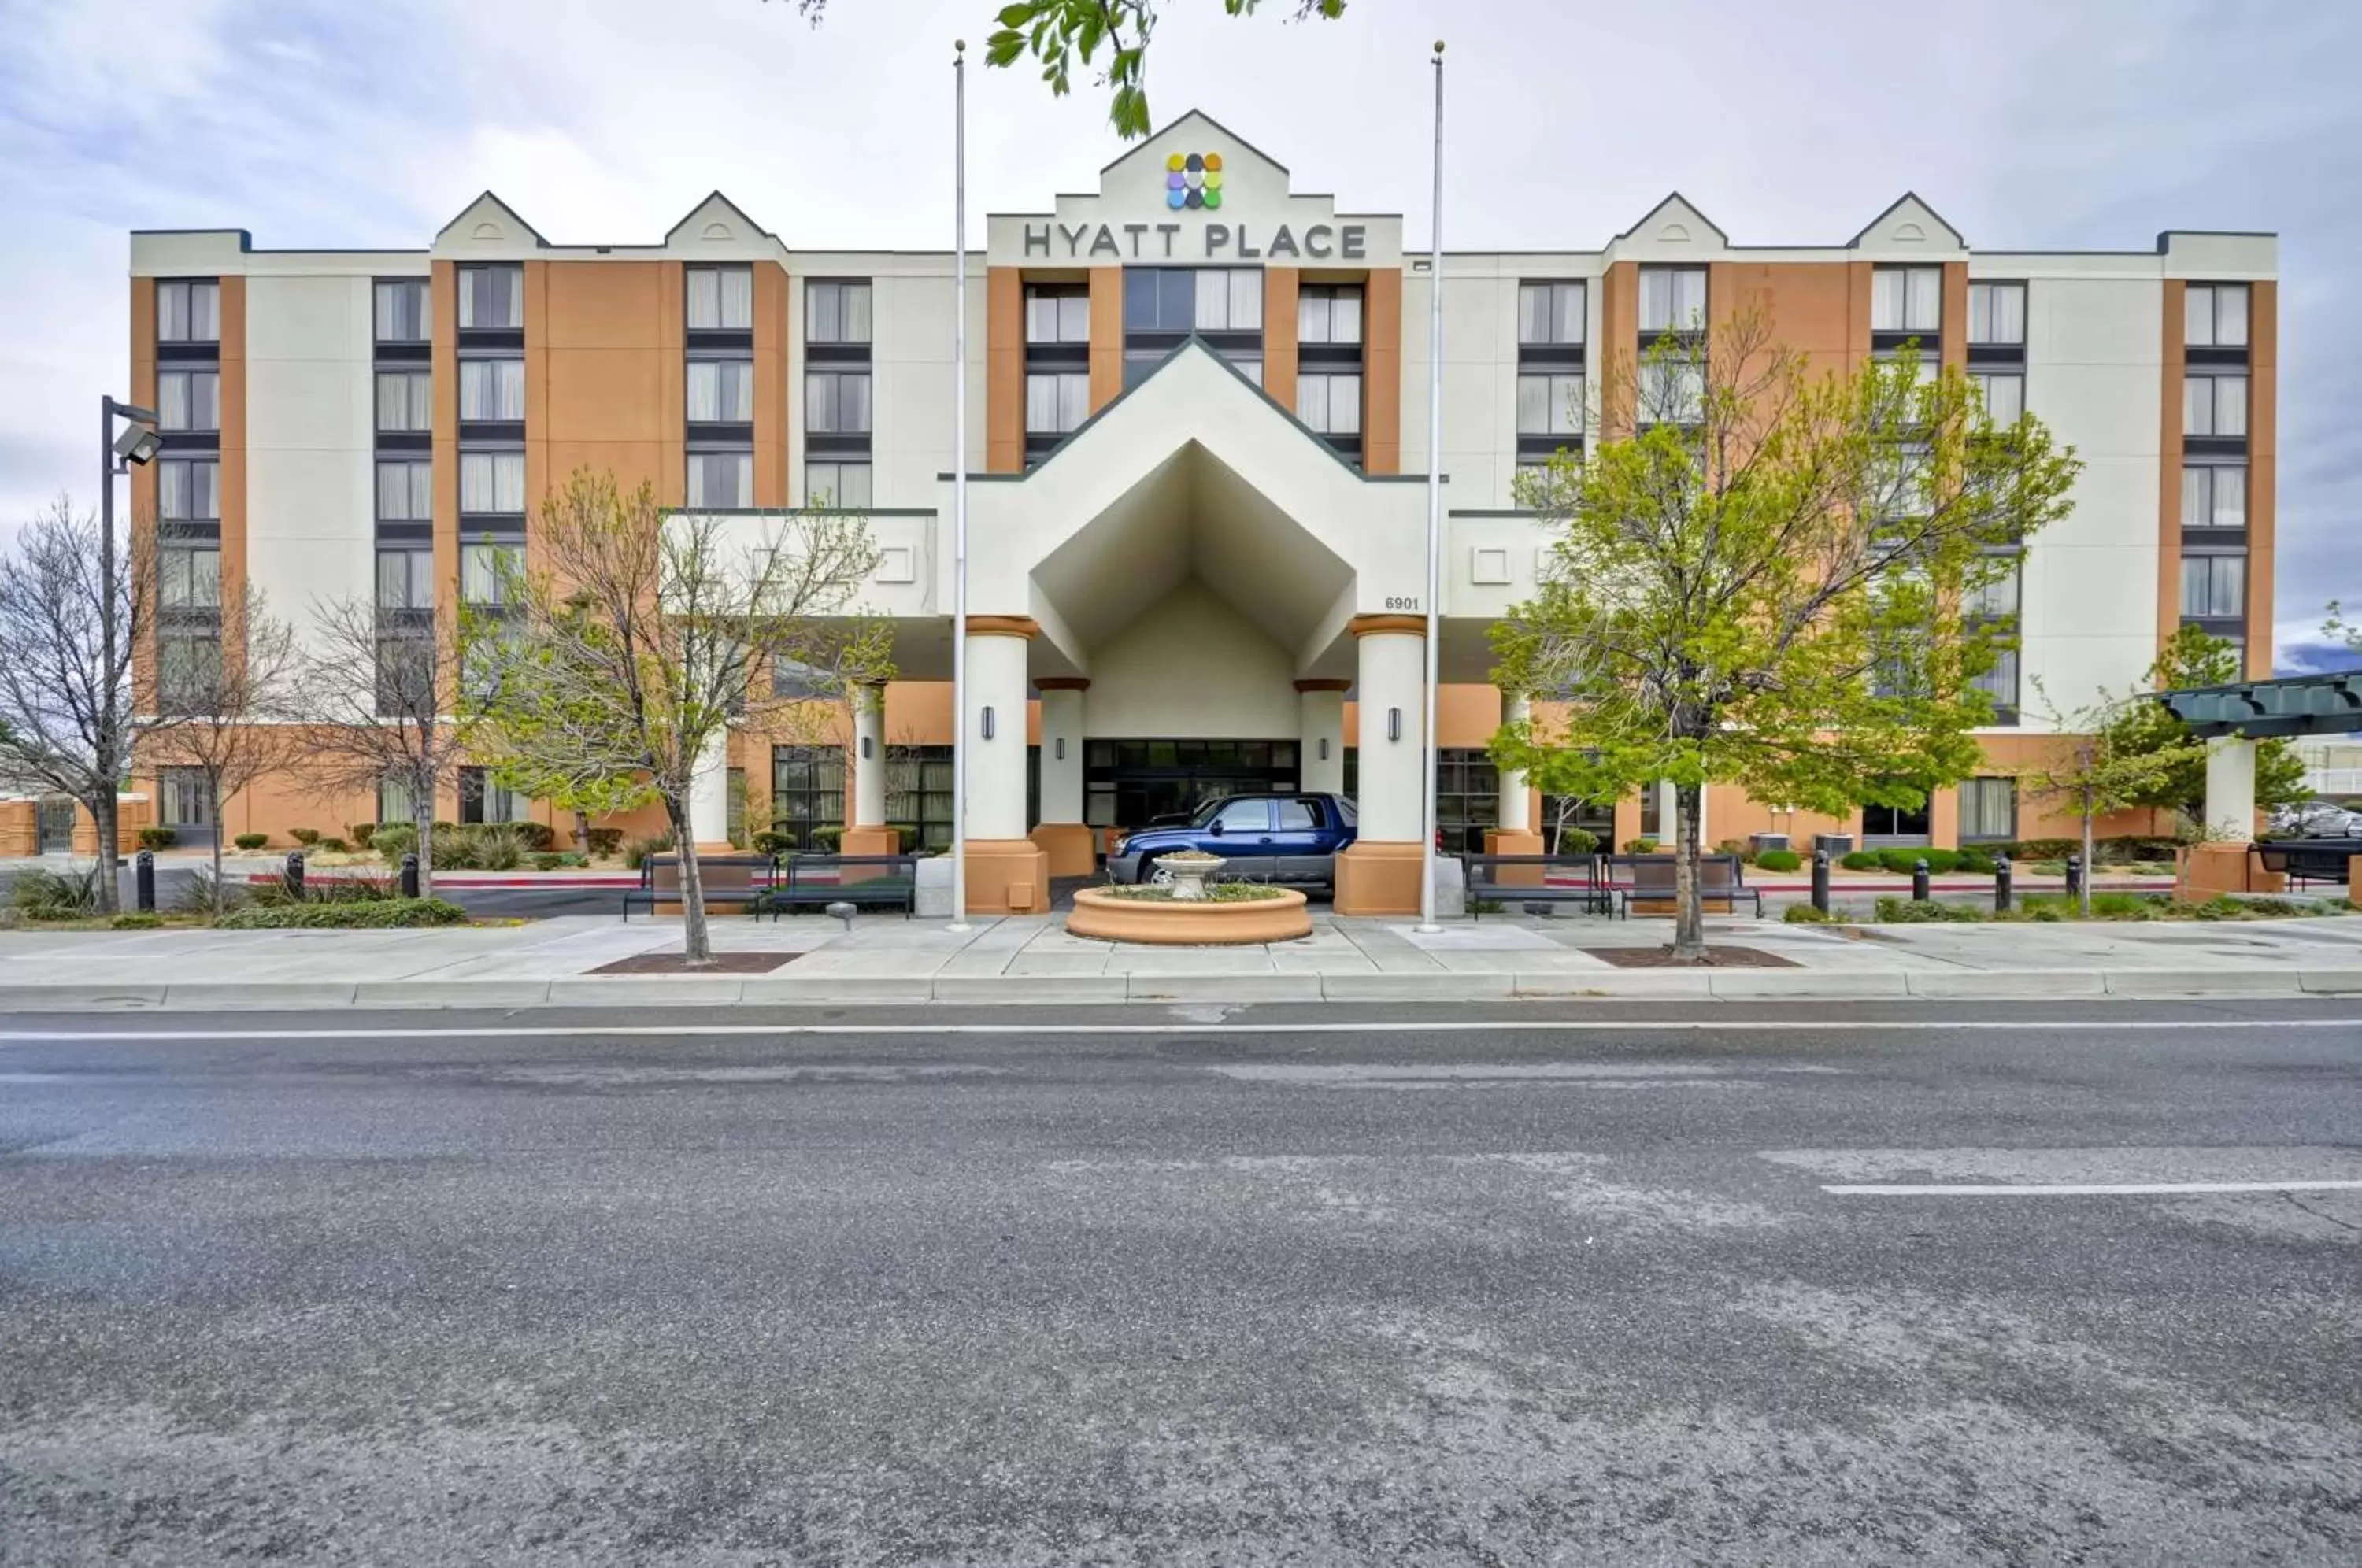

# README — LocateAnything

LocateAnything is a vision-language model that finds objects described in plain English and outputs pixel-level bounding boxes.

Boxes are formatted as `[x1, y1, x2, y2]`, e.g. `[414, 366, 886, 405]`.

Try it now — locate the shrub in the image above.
[1922, 849, 1963, 875]
[1782, 901, 1832, 923]
[1713, 838, 1745, 857]
[1875, 849, 1919, 875]
[1955, 849, 1997, 875]
[471, 824, 526, 871]
[288, 827, 321, 846]
[1841, 851, 1882, 872]
[254, 872, 397, 908]
[1550, 827, 1600, 856]
[2089, 891, 2159, 921]
[2096, 836, 2183, 865]
[514, 821, 556, 852]
[1623, 837, 1660, 854]
[170, 867, 246, 915]
[752, 829, 798, 856]
[232, 832, 269, 850]
[319, 837, 350, 854]
[1875, 896, 1983, 923]
[1755, 849, 1802, 873]
[136, 826, 176, 851]
[530, 852, 563, 871]
[109, 912, 163, 930]
[886, 823, 920, 854]
[12, 866, 102, 919]
[349, 823, 377, 849]
[809, 825, 846, 852]
[214, 897, 468, 930]
[586, 827, 624, 857]
[373, 823, 418, 866]
[624, 831, 677, 871]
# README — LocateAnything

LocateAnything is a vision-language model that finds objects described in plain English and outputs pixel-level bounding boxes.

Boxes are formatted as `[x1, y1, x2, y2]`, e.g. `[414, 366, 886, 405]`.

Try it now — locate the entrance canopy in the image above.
[2153, 671, 2362, 738]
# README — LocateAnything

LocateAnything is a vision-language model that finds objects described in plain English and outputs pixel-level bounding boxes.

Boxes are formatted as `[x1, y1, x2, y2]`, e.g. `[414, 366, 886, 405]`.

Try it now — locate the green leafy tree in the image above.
[770, 1, 1347, 138]
[2100, 624, 2307, 829]
[2324, 601, 2362, 657]
[2018, 681, 2208, 915]
[469, 469, 892, 967]
[1491, 311, 2082, 959]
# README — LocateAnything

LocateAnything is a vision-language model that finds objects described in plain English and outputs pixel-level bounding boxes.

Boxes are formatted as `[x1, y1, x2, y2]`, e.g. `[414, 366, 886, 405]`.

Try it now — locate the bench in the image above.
[622, 853, 779, 919]
[762, 852, 919, 919]
[1608, 853, 1763, 919]
[2253, 838, 2362, 889]
[1463, 853, 1609, 919]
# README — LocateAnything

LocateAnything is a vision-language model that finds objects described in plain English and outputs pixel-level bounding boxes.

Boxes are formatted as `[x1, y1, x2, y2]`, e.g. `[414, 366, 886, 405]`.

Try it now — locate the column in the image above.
[1334, 615, 1427, 915]
[688, 727, 732, 851]
[961, 616, 1052, 913]
[1030, 678, 1095, 878]
[841, 684, 898, 858]
[1486, 693, 1543, 859]
[2179, 735, 2263, 902]
[1297, 679, 1349, 794]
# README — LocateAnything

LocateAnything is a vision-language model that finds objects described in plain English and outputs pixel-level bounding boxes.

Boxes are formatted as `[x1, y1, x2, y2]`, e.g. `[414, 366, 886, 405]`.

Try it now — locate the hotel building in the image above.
[118, 111, 2277, 912]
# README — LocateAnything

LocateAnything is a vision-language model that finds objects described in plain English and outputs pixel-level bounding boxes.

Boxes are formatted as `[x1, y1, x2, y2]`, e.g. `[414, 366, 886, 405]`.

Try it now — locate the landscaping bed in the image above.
[1785, 892, 2356, 926]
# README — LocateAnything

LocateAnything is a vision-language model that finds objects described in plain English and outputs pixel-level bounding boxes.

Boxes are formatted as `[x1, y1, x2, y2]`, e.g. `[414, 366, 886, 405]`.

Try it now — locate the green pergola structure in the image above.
[2152, 671, 2362, 838]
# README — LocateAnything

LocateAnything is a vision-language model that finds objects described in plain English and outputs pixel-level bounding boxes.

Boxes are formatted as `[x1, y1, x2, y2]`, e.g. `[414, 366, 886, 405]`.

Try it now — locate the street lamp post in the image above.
[98, 395, 161, 890]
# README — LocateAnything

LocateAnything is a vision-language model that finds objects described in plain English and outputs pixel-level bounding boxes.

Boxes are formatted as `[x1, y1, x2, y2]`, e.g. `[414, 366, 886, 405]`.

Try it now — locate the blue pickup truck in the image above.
[1107, 793, 1359, 887]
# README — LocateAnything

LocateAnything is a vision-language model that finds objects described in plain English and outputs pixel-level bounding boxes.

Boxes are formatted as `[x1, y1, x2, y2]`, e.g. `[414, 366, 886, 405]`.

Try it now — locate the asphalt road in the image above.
[3, 1000, 2360, 1565]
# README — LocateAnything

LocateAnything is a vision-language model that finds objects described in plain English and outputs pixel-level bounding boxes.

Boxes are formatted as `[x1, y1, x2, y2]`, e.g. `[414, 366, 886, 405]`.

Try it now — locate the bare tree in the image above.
[472, 468, 889, 966]
[139, 582, 306, 913]
[292, 596, 478, 899]
[0, 499, 154, 912]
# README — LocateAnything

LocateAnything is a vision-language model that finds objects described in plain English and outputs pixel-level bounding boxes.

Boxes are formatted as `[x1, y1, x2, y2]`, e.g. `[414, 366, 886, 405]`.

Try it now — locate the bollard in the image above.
[399, 852, 420, 900]
[134, 849, 156, 913]
[1912, 857, 1931, 902]
[283, 849, 305, 903]
[2064, 853, 2082, 901]
[1811, 849, 1831, 915]
[1994, 852, 2012, 913]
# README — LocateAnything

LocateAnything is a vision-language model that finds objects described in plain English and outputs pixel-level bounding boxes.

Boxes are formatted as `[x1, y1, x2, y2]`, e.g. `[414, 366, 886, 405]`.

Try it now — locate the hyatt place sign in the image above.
[1022, 221, 1371, 263]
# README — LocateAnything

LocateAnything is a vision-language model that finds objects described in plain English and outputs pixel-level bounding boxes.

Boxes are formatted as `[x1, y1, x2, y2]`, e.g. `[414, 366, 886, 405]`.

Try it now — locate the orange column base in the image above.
[1335, 839, 1425, 916]
[840, 825, 901, 857]
[2350, 855, 2361, 908]
[965, 838, 1053, 915]
[2175, 843, 2287, 902]
[1030, 822, 1097, 878]
[1483, 828, 1546, 887]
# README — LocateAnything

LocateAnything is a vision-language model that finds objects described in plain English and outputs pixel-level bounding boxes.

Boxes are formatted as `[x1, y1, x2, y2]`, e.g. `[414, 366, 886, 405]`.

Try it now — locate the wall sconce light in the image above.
[1319, 738, 1330, 760]
[1054, 737, 1066, 760]
[1387, 708, 1402, 742]
[981, 707, 996, 741]
[861, 736, 874, 760]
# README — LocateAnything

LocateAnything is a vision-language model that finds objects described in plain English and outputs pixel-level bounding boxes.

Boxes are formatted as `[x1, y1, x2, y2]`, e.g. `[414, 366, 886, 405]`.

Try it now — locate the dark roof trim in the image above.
[1101, 108, 1289, 175]
[1847, 191, 1967, 248]
[2153, 672, 2362, 738]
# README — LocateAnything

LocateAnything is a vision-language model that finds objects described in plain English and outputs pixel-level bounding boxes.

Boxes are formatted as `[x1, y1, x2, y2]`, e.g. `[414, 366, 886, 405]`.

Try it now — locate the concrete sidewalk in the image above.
[5, 907, 2362, 1010]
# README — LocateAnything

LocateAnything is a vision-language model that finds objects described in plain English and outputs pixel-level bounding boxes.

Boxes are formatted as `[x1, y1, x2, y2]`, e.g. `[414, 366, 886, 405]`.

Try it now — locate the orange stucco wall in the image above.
[1362, 268, 1402, 474]
[1262, 268, 1299, 414]
[986, 266, 1025, 472]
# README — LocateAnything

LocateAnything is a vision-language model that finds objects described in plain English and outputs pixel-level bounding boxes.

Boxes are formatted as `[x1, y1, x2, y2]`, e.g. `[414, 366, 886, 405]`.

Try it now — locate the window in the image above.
[1025, 287, 1091, 344]
[805, 370, 872, 434]
[1435, 749, 1500, 856]
[376, 460, 433, 521]
[1872, 267, 1942, 333]
[1025, 371, 1091, 435]
[887, 745, 955, 852]
[456, 265, 521, 329]
[1968, 282, 2027, 346]
[1517, 372, 1583, 436]
[1298, 284, 1364, 346]
[160, 767, 213, 830]
[461, 542, 521, 606]
[687, 359, 753, 422]
[159, 458, 220, 521]
[374, 627, 431, 716]
[157, 369, 220, 431]
[1195, 268, 1261, 331]
[376, 548, 433, 610]
[1124, 268, 1260, 333]
[2184, 283, 2249, 349]
[157, 280, 220, 343]
[157, 634, 222, 712]
[374, 279, 431, 342]
[686, 265, 753, 331]
[1971, 648, 2020, 717]
[1873, 444, 1933, 520]
[805, 280, 872, 345]
[771, 656, 835, 700]
[378, 775, 419, 827]
[2182, 464, 2247, 530]
[1296, 372, 1362, 436]
[2184, 374, 2247, 438]
[459, 767, 529, 825]
[773, 745, 848, 841]
[1210, 798, 1272, 834]
[458, 357, 524, 421]
[459, 451, 524, 513]
[1275, 798, 1320, 831]
[1638, 267, 1707, 332]
[1862, 796, 1931, 840]
[2180, 553, 2246, 618]
[1518, 280, 1585, 346]
[1959, 778, 2016, 841]
[375, 369, 431, 433]
[804, 460, 872, 508]
[1972, 372, 2023, 424]
[1636, 361, 1705, 425]
[687, 452, 753, 509]
[160, 546, 222, 610]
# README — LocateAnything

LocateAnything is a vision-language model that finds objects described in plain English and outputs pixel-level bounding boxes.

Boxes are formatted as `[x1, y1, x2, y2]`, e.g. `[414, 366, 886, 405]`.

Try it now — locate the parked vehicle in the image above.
[1108, 793, 1358, 887]
[2268, 799, 2362, 838]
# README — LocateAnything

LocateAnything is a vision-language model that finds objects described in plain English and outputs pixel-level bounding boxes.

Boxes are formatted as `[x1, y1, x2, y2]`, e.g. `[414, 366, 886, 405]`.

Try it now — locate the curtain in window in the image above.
[2214, 375, 2247, 438]
[687, 361, 752, 422]
[1227, 269, 1261, 331]
[375, 280, 430, 342]
[1960, 778, 2015, 839]
[461, 453, 524, 513]
[687, 268, 720, 329]
[687, 453, 751, 509]
[2213, 465, 2246, 527]
[1194, 269, 1230, 330]
[459, 359, 523, 420]
[460, 268, 519, 329]
[158, 373, 190, 431]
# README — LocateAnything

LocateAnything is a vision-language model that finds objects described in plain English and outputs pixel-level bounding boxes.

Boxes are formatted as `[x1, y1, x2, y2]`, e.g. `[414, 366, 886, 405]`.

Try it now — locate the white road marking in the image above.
[0, 1016, 2357, 1044]
[1824, 1179, 2362, 1196]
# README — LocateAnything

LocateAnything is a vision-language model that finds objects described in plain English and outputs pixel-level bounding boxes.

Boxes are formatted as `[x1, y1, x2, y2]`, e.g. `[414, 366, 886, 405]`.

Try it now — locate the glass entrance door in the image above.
[1083, 739, 1300, 830]
[35, 797, 76, 854]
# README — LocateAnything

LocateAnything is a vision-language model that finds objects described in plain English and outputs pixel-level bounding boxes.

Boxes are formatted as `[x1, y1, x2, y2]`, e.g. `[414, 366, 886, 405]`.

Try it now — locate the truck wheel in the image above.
[1135, 855, 1160, 886]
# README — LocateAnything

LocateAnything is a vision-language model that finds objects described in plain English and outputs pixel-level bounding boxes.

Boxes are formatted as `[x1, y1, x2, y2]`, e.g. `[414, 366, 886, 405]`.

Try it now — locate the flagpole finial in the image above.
[955, 38, 965, 53]
[1433, 39, 1445, 55]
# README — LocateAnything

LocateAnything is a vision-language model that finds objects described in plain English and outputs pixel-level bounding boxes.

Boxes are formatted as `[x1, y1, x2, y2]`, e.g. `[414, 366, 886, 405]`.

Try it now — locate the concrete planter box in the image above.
[1068, 886, 1312, 945]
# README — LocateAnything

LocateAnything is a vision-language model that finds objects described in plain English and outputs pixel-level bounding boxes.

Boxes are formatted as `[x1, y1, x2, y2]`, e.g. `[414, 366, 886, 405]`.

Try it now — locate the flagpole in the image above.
[948, 39, 972, 930]
[1416, 40, 1446, 931]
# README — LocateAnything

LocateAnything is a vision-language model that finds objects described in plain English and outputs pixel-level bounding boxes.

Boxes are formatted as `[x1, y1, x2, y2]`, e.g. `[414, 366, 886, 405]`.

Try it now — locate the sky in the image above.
[2, 0, 2356, 670]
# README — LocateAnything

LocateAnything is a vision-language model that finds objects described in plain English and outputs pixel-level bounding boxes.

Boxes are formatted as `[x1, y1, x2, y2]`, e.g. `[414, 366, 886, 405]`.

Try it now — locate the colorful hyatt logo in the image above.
[1167, 153, 1223, 210]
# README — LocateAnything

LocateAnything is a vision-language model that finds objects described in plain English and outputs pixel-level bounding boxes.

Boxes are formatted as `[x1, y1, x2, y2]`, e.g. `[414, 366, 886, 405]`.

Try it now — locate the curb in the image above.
[4, 967, 2360, 1012]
